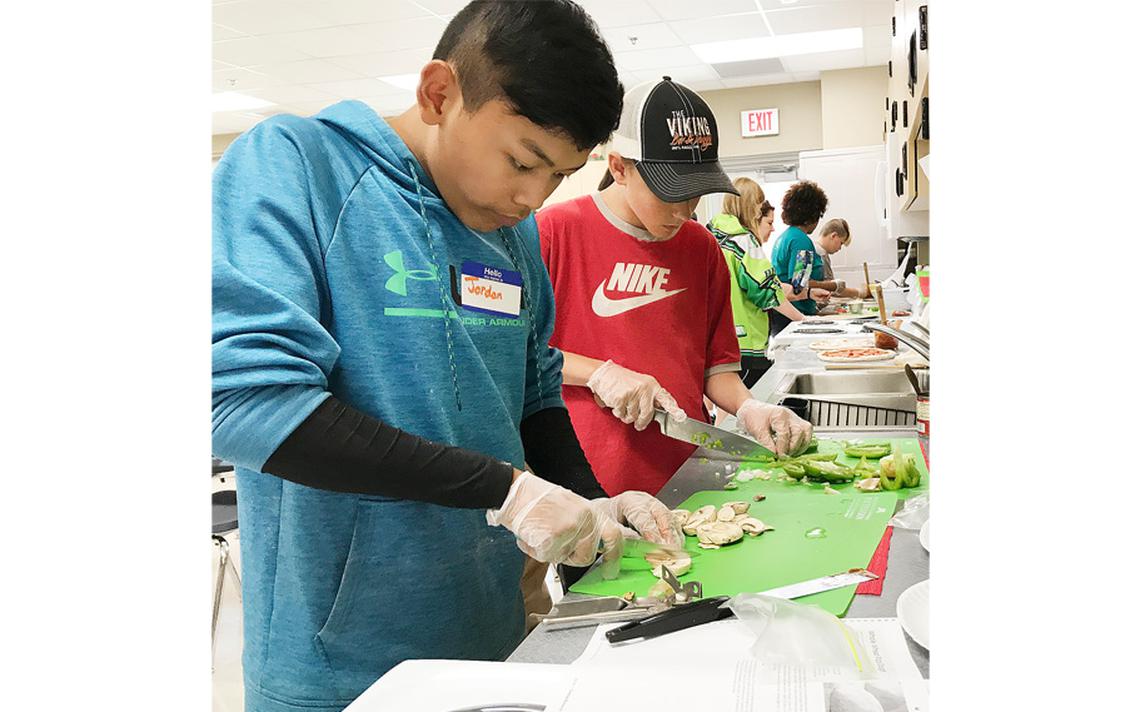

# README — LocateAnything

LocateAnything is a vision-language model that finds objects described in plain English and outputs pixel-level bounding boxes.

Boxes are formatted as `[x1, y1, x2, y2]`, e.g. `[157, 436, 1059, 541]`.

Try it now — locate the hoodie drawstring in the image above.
[408, 159, 464, 412]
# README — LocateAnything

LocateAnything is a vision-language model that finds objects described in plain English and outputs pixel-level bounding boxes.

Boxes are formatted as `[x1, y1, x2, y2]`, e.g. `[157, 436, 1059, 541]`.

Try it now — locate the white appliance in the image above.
[796, 145, 899, 288]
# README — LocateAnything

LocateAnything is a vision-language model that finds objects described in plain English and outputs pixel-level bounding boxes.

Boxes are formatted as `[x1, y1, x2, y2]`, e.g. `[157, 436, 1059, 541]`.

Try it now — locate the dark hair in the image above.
[434, 1, 623, 151]
[780, 180, 829, 228]
[758, 200, 774, 218]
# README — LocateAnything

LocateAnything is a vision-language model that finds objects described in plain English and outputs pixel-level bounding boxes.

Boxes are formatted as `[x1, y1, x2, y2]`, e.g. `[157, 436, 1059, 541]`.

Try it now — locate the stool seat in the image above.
[212, 489, 239, 535]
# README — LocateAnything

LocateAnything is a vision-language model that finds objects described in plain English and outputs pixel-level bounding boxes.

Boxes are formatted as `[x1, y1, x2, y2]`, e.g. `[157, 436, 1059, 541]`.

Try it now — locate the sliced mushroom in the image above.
[682, 505, 717, 535]
[738, 518, 775, 536]
[736, 471, 755, 483]
[646, 550, 693, 578]
[753, 494, 767, 502]
[695, 521, 744, 546]
[698, 542, 721, 550]
[725, 501, 750, 515]
[716, 505, 736, 522]
[732, 513, 751, 525]
[854, 477, 881, 492]
[724, 481, 739, 490]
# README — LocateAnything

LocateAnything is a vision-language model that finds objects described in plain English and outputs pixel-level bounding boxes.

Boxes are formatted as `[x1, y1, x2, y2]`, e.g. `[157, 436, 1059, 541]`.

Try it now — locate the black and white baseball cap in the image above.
[612, 76, 739, 203]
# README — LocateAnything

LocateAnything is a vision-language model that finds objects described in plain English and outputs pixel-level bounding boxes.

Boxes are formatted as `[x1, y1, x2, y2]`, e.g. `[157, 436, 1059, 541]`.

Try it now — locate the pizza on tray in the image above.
[817, 347, 897, 363]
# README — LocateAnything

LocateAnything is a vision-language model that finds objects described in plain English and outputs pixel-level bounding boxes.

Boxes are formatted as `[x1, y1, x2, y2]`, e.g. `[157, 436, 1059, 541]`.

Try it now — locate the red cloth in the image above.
[856, 526, 894, 595]
[537, 195, 741, 495]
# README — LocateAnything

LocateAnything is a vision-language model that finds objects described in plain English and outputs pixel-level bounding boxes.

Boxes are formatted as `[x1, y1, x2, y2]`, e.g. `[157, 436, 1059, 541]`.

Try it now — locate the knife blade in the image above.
[652, 409, 775, 461]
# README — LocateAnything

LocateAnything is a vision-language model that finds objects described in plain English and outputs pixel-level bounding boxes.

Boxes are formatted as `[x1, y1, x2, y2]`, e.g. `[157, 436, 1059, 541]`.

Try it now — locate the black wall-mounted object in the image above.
[886, 97, 890, 111]
[891, 101, 897, 131]
[903, 100, 908, 128]
[888, 60, 893, 77]
[896, 169, 904, 197]
[921, 98, 929, 139]
[892, 17, 896, 36]
[908, 31, 918, 96]
[902, 144, 908, 180]
[919, 6, 928, 50]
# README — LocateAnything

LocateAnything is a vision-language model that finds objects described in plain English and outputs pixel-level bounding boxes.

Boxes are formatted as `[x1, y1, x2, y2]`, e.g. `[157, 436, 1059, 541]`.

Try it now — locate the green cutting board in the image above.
[740, 436, 929, 502]
[569, 438, 925, 615]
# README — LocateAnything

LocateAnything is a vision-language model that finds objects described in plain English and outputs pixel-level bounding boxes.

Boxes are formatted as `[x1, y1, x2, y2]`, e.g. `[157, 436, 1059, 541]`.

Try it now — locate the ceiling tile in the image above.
[347, 17, 448, 52]
[213, 111, 263, 135]
[213, 1, 331, 35]
[213, 66, 285, 92]
[244, 84, 339, 105]
[213, 24, 247, 42]
[613, 45, 701, 71]
[778, 48, 866, 73]
[647, 0, 757, 22]
[267, 25, 388, 58]
[213, 36, 310, 66]
[721, 73, 798, 88]
[277, 100, 342, 116]
[326, 48, 433, 77]
[712, 58, 786, 78]
[305, 78, 409, 99]
[668, 13, 772, 45]
[575, 0, 660, 28]
[765, 4, 863, 35]
[654, 64, 722, 84]
[603, 22, 683, 53]
[300, 0, 433, 25]
[214, 60, 238, 71]
[685, 78, 726, 92]
[252, 58, 365, 84]
[756, 0, 852, 9]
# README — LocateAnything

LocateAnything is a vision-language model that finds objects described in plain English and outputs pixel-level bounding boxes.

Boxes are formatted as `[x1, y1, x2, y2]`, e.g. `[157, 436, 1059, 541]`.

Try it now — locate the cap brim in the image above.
[636, 160, 740, 203]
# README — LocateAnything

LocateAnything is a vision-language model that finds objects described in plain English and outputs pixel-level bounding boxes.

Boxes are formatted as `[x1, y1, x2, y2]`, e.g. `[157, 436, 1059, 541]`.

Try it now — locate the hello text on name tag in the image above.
[460, 261, 522, 318]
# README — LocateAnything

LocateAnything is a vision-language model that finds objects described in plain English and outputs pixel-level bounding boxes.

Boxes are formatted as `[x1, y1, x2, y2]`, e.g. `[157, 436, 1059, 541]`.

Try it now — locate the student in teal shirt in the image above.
[771, 180, 832, 316]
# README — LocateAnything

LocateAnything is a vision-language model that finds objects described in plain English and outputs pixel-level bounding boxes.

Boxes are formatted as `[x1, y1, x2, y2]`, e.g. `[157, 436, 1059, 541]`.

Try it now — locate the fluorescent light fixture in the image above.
[212, 91, 274, 113]
[691, 28, 863, 64]
[378, 73, 421, 92]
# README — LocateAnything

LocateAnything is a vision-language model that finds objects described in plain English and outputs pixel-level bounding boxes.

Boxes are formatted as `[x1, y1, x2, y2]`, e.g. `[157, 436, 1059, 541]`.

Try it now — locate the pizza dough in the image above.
[817, 347, 897, 363]
[809, 337, 876, 351]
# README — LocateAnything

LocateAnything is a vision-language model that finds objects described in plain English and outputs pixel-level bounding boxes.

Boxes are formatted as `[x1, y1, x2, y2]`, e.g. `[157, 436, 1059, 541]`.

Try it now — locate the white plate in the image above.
[919, 520, 930, 552]
[896, 580, 930, 650]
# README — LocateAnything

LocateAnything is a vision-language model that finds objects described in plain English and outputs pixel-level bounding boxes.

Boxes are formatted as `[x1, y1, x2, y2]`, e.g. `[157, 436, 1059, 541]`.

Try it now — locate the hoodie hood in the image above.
[708, 212, 750, 238]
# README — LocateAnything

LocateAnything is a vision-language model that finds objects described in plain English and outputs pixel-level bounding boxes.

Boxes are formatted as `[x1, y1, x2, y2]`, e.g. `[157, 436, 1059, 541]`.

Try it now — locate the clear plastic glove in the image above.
[586, 360, 687, 431]
[486, 472, 623, 579]
[589, 491, 683, 547]
[736, 398, 814, 458]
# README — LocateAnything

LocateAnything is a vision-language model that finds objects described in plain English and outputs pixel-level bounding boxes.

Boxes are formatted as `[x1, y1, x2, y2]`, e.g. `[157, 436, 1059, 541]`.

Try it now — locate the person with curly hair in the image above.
[708, 178, 809, 387]
[771, 180, 834, 316]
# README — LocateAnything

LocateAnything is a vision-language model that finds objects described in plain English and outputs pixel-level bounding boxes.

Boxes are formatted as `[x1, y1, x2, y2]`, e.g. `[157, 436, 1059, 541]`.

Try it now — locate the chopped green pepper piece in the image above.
[843, 443, 892, 459]
[782, 462, 806, 477]
[801, 459, 855, 483]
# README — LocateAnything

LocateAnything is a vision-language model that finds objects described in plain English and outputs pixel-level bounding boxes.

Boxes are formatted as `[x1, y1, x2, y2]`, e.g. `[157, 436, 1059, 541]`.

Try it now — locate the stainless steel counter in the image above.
[507, 359, 930, 675]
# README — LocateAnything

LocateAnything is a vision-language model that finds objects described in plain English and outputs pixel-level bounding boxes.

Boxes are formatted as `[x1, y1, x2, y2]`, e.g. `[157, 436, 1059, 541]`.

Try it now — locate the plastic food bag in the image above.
[888, 493, 928, 530]
[727, 593, 874, 679]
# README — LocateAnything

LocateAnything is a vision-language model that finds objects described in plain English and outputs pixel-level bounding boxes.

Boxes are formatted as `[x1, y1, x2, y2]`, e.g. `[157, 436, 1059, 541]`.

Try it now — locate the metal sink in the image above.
[769, 369, 927, 431]
[775, 370, 927, 395]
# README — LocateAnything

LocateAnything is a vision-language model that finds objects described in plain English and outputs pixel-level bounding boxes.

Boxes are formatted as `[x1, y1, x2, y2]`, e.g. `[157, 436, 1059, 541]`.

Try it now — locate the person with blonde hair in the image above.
[813, 217, 871, 299]
[708, 177, 817, 386]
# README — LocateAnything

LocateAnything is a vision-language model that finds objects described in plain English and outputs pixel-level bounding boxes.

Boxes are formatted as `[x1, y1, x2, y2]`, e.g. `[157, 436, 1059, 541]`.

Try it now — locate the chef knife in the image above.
[652, 409, 775, 461]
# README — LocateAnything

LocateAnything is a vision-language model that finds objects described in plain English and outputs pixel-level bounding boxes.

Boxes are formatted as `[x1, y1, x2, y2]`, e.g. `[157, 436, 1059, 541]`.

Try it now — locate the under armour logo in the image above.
[383, 250, 437, 296]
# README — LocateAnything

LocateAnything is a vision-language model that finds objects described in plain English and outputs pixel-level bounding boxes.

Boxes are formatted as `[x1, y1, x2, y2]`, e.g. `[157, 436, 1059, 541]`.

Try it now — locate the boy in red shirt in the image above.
[538, 77, 813, 496]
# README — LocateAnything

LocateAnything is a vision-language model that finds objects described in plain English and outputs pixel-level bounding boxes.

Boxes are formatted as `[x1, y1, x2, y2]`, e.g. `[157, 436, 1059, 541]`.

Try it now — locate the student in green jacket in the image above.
[709, 178, 808, 387]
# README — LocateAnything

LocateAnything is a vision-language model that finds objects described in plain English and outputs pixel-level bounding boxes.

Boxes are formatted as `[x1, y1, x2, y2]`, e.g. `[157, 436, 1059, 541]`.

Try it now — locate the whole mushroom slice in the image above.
[738, 518, 775, 536]
[726, 501, 751, 515]
[716, 505, 737, 522]
[645, 549, 693, 577]
[695, 521, 745, 546]
[854, 477, 881, 492]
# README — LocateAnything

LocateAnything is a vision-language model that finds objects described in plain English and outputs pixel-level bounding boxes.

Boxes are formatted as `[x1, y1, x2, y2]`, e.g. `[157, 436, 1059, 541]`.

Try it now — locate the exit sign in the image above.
[741, 108, 779, 137]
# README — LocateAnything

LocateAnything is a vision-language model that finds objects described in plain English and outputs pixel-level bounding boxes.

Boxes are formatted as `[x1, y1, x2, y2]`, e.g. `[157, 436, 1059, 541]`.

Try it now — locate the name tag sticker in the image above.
[460, 261, 522, 317]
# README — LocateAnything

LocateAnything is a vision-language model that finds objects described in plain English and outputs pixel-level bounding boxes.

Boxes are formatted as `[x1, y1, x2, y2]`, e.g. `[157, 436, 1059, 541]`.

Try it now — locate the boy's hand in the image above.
[586, 360, 687, 431]
[736, 399, 814, 458]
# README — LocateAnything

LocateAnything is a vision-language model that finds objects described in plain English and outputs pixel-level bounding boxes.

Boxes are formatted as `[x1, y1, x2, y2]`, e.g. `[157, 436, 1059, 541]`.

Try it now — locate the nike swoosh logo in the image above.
[591, 281, 688, 317]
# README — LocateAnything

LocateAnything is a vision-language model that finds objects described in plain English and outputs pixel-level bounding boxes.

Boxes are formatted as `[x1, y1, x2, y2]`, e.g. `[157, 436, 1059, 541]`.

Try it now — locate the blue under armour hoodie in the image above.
[212, 100, 565, 712]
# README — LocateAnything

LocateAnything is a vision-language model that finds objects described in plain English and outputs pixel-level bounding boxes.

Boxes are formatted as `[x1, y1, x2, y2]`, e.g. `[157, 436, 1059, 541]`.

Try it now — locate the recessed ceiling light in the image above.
[378, 73, 421, 92]
[212, 91, 273, 113]
[691, 28, 863, 64]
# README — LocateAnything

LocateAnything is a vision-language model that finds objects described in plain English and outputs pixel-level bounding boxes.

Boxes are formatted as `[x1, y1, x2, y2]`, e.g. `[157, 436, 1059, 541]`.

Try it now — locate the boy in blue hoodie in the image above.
[212, 3, 681, 710]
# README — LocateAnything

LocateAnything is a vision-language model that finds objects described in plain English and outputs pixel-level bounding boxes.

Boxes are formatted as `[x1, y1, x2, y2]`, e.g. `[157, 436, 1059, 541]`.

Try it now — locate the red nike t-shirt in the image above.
[537, 193, 741, 496]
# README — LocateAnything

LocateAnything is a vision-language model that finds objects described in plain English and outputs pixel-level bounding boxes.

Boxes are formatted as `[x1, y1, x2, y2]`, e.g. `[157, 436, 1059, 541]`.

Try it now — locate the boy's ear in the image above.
[607, 153, 630, 186]
[416, 60, 460, 127]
